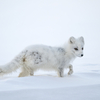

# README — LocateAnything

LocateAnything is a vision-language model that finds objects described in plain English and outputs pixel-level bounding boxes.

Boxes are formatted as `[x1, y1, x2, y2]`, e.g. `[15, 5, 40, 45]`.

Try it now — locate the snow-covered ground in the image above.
[0, 0, 100, 100]
[0, 63, 100, 100]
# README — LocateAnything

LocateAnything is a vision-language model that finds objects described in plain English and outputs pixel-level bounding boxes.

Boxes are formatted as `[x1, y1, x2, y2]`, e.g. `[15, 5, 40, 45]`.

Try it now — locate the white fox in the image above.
[0, 36, 84, 77]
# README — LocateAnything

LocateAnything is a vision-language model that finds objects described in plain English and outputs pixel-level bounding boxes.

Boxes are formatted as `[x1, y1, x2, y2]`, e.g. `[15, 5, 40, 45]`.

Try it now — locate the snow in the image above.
[0, 63, 100, 100]
[0, 0, 100, 100]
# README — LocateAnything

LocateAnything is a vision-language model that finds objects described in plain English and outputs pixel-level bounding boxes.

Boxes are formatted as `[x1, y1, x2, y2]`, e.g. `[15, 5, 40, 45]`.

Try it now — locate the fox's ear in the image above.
[80, 36, 84, 44]
[70, 37, 76, 44]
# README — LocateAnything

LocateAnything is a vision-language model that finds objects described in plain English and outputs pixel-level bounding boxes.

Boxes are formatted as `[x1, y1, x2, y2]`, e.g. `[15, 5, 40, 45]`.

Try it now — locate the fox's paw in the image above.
[68, 70, 73, 75]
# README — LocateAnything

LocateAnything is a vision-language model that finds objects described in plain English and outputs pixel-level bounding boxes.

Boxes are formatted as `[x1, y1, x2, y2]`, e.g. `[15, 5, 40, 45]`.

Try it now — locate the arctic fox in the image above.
[0, 36, 84, 77]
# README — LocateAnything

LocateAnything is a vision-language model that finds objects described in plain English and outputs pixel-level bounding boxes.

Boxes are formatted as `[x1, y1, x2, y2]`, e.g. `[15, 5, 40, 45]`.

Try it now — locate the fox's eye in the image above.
[82, 48, 84, 50]
[74, 48, 78, 51]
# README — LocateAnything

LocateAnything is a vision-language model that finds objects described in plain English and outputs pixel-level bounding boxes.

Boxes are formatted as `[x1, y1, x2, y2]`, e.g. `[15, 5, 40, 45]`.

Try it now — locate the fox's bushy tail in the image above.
[0, 50, 28, 76]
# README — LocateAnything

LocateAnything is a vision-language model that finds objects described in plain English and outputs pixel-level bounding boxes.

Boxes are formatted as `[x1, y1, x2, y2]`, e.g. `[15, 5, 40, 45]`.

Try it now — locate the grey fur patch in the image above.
[58, 48, 65, 52]
[32, 51, 42, 64]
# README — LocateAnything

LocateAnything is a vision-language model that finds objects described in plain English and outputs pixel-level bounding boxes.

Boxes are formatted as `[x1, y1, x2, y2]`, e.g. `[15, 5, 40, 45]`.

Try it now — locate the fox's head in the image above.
[69, 36, 85, 57]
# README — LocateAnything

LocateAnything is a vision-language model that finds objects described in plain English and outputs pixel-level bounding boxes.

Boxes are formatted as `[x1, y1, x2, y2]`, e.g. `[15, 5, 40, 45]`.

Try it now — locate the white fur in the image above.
[0, 37, 84, 77]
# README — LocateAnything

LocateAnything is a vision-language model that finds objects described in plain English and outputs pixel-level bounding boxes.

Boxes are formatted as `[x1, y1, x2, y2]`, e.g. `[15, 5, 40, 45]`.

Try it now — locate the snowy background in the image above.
[0, 0, 100, 100]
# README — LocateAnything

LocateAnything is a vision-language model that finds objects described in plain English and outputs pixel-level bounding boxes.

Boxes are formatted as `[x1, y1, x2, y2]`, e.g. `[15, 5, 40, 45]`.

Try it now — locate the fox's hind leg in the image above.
[30, 69, 34, 76]
[18, 66, 30, 77]
[68, 64, 73, 75]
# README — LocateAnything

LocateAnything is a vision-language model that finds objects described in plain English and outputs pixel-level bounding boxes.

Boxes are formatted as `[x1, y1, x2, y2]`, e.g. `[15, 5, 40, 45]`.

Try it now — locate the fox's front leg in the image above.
[68, 64, 73, 75]
[57, 68, 64, 77]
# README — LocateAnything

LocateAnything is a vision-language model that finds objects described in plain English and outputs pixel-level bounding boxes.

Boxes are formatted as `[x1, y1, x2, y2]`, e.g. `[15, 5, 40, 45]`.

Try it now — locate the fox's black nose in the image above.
[81, 54, 83, 57]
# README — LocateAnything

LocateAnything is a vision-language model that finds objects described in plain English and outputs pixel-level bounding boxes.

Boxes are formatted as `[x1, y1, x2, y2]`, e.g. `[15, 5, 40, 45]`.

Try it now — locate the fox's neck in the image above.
[63, 42, 76, 61]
